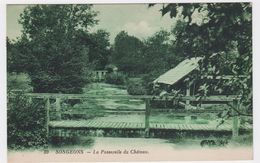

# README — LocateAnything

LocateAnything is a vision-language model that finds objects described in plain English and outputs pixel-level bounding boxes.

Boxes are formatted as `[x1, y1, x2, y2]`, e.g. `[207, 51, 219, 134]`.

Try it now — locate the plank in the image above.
[169, 123, 175, 129]
[95, 121, 102, 128]
[220, 123, 230, 130]
[117, 122, 124, 129]
[114, 122, 121, 128]
[180, 124, 186, 130]
[170, 123, 176, 129]
[48, 120, 252, 132]
[98, 121, 106, 128]
[75, 121, 82, 127]
[50, 121, 64, 127]
[161, 123, 166, 129]
[135, 123, 139, 128]
[104, 122, 112, 128]
[131, 123, 138, 129]
[119, 122, 126, 128]
[94, 121, 101, 128]
[124, 122, 129, 128]
[164, 123, 170, 129]
[100, 121, 106, 128]
[88, 121, 96, 128]
[78, 121, 85, 127]
[110, 122, 117, 128]
[186, 124, 193, 130]
[84, 120, 92, 127]
[114, 122, 120, 128]
[122, 122, 128, 128]
[202, 124, 210, 131]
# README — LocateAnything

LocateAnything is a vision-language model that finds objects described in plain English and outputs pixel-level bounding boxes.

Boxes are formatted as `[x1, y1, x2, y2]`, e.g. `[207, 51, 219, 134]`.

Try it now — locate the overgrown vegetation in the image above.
[49, 135, 94, 147]
[63, 101, 106, 120]
[7, 93, 47, 150]
[105, 72, 127, 85]
[7, 5, 110, 93]
[7, 73, 33, 93]
[111, 30, 185, 85]
[155, 3, 252, 115]
[126, 78, 146, 95]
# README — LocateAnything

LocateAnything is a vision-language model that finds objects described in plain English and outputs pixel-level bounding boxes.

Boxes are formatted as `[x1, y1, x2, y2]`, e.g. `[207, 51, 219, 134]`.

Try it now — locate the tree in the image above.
[18, 5, 98, 93]
[155, 3, 252, 114]
[112, 31, 144, 75]
[88, 29, 111, 70]
[143, 30, 184, 73]
[7, 37, 31, 73]
[139, 30, 185, 94]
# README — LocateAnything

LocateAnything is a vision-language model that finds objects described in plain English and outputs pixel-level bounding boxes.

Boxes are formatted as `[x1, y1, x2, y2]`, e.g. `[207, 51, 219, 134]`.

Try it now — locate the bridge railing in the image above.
[11, 93, 243, 138]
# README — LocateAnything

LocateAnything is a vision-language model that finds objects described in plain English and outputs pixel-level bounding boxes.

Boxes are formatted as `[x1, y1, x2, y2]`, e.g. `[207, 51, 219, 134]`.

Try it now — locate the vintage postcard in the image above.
[5, 1, 254, 162]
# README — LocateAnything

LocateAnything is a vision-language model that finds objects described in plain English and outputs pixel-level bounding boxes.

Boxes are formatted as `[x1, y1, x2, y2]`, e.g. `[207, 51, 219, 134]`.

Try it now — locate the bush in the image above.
[49, 135, 94, 147]
[127, 78, 146, 95]
[7, 92, 47, 150]
[142, 71, 163, 95]
[7, 72, 33, 93]
[105, 72, 126, 85]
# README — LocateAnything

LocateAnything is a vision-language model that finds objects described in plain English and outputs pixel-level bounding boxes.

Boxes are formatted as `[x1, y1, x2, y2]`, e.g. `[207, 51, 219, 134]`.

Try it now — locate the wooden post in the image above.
[185, 79, 191, 110]
[232, 99, 240, 138]
[185, 116, 191, 124]
[28, 97, 32, 103]
[98, 71, 102, 81]
[56, 97, 61, 120]
[45, 98, 50, 139]
[145, 99, 151, 138]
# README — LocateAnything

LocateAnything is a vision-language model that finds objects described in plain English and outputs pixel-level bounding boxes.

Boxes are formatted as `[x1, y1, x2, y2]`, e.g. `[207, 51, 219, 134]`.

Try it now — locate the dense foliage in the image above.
[127, 78, 146, 95]
[88, 29, 111, 70]
[111, 30, 185, 87]
[155, 3, 252, 113]
[142, 30, 185, 83]
[7, 73, 33, 93]
[7, 5, 112, 93]
[112, 31, 145, 75]
[105, 72, 127, 85]
[20, 5, 98, 93]
[7, 93, 47, 149]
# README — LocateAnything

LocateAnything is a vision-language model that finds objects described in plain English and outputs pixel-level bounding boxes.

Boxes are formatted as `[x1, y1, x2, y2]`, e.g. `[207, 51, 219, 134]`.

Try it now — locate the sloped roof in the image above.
[153, 57, 203, 85]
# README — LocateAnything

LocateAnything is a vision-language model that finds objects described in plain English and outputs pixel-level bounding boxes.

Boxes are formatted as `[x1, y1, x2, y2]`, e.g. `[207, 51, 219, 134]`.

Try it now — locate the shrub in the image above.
[127, 78, 146, 95]
[49, 135, 94, 147]
[7, 72, 33, 93]
[105, 72, 126, 85]
[7, 92, 47, 150]
[141, 71, 164, 95]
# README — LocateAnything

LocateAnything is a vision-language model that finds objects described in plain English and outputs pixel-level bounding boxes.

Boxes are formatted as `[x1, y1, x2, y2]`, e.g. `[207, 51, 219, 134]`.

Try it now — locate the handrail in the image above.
[19, 93, 241, 102]
[8, 92, 242, 139]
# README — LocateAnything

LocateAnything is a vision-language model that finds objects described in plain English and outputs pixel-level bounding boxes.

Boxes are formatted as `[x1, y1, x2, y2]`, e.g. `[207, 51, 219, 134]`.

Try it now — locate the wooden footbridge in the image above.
[49, 120, 251, 131]
[20, 93, 252, 138]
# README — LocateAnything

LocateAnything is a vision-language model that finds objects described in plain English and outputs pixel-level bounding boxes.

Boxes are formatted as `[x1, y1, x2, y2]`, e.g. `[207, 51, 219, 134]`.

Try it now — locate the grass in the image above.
[231, 133, 253, 146]
[150, 114, 209, 124]
[49, 135, 94, 148]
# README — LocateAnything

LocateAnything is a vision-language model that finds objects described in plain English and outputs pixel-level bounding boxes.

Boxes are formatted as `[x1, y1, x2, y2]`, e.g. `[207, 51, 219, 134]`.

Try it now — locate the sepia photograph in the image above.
[5, 1, 254, 162]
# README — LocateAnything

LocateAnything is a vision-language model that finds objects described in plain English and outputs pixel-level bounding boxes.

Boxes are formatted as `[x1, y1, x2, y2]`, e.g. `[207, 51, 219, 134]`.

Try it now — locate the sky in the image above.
[6, 4, 176, 43]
